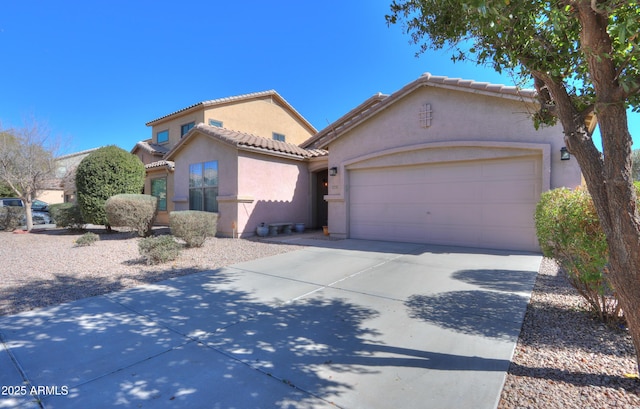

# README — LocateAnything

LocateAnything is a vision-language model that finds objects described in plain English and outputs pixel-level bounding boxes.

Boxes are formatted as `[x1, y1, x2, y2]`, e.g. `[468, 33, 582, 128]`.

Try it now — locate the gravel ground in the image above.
[1, 228, 639, 407]
[498, 258, 640, 408]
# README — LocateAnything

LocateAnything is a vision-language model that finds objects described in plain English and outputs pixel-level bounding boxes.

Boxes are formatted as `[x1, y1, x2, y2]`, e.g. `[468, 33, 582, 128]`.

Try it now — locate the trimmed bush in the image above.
[105, 194, 158, 237]
[49, 203, 86, 230]
[170, 211, 218, 247]
[138, 235, 181, 265]
[0, 206, 25, 231]
[535, 186, 621, 322]
[75, 146, 145, 228]
[75, 232, 99, 247]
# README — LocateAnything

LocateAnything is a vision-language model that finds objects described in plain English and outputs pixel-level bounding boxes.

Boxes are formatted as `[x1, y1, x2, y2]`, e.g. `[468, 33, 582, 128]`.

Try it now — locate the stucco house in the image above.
[132, 90, 320, 225]
[137, 73, 586, 251]
[301, 73, 586, 252]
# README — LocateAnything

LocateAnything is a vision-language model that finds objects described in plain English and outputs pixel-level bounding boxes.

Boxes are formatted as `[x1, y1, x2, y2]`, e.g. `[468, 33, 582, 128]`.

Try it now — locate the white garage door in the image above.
[348, 156, 542, 251]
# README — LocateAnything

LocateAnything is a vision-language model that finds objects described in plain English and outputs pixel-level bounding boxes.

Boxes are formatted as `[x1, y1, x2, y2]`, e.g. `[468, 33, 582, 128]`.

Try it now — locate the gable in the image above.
[305, 73, 540, 150]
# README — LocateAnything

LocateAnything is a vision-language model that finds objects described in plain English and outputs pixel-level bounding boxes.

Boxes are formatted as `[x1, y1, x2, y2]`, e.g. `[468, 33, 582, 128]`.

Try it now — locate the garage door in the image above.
[348, 156, 542, 251]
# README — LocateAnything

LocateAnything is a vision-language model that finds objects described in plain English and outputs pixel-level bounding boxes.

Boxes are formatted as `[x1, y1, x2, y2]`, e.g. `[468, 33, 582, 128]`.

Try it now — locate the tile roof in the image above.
[145, 90, 317, 133]
[166, 124, 327, 160]
[145, 160, 175, 170]
[133, 140, 170, 156]
[302, 72, 538, 149]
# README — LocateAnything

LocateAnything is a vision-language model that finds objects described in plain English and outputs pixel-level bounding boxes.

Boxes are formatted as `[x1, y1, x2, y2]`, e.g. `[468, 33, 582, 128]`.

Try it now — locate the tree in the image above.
[0, 123, 58, 231]
[387, 0, 640, 373]
[75, 145, 145, 230]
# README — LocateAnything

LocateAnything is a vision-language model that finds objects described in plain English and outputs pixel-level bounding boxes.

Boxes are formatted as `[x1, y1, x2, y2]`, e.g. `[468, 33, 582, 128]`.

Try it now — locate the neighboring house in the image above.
[37, 147, 101, 204]
[132, 90, 320, 225]
[301, 73, 587, 252]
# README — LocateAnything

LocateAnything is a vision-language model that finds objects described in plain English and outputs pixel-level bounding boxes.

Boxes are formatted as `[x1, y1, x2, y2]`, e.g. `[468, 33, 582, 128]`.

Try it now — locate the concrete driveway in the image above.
[0, 239, 541, 409]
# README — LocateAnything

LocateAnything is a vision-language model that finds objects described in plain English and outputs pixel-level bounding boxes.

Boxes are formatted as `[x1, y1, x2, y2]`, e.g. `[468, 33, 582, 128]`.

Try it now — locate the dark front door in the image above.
[314, 169, 329, 228]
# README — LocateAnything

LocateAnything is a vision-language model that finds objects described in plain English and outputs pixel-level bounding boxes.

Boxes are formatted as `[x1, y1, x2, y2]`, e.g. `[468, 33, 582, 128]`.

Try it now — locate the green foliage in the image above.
[534, 186, 625, 322]
[0, 182, 14, 197]
[386, 0, 640, 116]
[49, 203, 86, 230]
[75, 146, 146, 227]
[105, 194, 158, 237]
[138, 235, 181, 265]
[169, 211, 218, 247]
[0, 206, 25, 231]
[75, 232, 99, 247]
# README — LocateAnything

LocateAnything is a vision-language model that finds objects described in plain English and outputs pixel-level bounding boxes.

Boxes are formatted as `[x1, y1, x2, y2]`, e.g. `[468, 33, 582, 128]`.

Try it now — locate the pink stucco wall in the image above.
[236, 152, 310, 236]
[169, 132, 310, 237]
[323, 84, 583, 243]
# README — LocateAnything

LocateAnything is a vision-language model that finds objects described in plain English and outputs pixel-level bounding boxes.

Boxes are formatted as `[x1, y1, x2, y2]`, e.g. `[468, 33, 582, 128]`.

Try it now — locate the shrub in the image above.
[49, 203, 86, 230]
[105, 194, 158, 237]
[75, 232, 99, 247]
[535, 186, 621, 322]
[0, 206, 25, 231]
[75, 146, 146, 228]
[170, 211, 218, 247]
[138, 235, 181, 265]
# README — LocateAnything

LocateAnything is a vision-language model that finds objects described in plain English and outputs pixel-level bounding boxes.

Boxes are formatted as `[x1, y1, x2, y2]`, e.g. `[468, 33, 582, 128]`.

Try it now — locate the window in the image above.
[157, 129, 169, 144]
[189, 161, 218, 212]
[151, 178, 167, 211]
[181, 122, 195, 137]
[208, 119, 223, 128]
[272, 132, 286, 142]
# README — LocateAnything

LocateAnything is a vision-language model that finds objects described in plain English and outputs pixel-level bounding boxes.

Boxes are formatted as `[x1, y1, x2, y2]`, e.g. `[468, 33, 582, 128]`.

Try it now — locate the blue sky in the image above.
[1, 1, 637, 154]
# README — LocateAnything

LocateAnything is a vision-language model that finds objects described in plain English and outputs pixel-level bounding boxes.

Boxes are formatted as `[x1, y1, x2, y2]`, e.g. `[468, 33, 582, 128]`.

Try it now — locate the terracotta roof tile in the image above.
[145, 160, 175, 170]
[134, 140, 170, 156]
[191, 124, 327, 159]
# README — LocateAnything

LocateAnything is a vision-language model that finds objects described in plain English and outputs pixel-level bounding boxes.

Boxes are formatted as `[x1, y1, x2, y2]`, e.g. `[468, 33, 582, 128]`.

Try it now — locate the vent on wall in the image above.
[419, 103, 432, 128]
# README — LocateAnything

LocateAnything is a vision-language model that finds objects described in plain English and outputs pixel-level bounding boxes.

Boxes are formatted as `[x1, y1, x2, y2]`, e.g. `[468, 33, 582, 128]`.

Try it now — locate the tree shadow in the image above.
[507, 362, 640, 393]
[405, 290, 528, 341]
[452, 269, 537, 293]
[0, 267, 213, 317]
[1, 266, 514, 408]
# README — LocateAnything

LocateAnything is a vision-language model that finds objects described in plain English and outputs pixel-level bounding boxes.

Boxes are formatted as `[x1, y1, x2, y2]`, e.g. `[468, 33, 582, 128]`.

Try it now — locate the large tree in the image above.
[387, 0, 640, 372]
[0, 123, 58, 231]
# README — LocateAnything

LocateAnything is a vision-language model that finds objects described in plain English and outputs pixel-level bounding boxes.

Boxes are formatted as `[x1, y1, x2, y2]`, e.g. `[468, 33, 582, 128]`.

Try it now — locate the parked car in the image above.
[0, 197, 24, 207]
[0, 197, 53, 225]
[31, 200, 49, 212]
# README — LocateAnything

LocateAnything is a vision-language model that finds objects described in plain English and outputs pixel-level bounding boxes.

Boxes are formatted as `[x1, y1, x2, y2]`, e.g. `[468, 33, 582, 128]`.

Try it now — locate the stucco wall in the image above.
[170, 133, 239, 236]
[151, 111, 205, 149]
[203, 97, 314, 145]
[324, 85, 582, 238]
[150, 96, 314, 149]
[236, 152, 310, 236]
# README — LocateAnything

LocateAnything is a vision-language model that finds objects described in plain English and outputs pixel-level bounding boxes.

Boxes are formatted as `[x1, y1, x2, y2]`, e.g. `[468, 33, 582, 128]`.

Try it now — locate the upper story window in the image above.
[157, 129, 169, 144]
[181, 122, 195, 138]
[272, 132, 286, 142]
[209, 119, 223, 128]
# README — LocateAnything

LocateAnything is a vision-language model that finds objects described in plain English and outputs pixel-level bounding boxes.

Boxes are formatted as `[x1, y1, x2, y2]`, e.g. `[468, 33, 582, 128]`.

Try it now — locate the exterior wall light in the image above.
[560, 147, 570, 161]
[329, 167, 338, 176]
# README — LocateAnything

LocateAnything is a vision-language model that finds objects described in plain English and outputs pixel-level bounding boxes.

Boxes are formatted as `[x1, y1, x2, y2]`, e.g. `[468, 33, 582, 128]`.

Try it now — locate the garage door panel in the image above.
[482, 203, 536, 227]
[348, 156, 542, 252]
[481, 180, 540, 203]
[350, 203, 428, 224]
